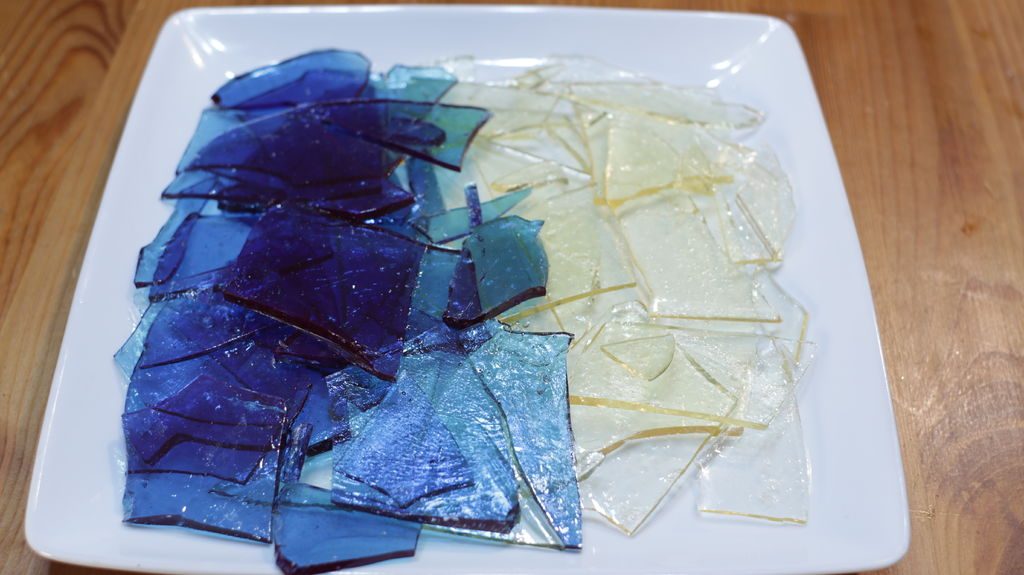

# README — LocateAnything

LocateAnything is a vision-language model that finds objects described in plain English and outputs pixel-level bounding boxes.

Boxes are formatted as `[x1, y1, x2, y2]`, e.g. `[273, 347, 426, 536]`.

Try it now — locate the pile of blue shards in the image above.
[115, 50, 581, 575]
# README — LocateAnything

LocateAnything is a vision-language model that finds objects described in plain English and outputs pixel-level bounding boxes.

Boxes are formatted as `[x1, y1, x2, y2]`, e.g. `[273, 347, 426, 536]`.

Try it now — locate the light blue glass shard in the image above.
[114, 299, 167, 380]
[134, 199, 207, 287]
[469, 325, 581, 549]
[290, 379, 337, 455]
[213, 49, 371, 109]
[273, 483, 421, 575]
[332, 374, 472, 508]
[331, 351, 518, 532]
[279, 423, 313, 485]
[124, 471, 274, 542]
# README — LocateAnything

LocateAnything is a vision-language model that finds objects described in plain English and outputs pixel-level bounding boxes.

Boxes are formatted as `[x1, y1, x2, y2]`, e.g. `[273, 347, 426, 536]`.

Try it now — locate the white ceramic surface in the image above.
[25, 6, 909, 574]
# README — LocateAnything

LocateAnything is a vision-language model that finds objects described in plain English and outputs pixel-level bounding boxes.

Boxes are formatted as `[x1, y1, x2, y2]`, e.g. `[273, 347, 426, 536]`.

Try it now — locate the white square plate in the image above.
[26, 6, 909, 574]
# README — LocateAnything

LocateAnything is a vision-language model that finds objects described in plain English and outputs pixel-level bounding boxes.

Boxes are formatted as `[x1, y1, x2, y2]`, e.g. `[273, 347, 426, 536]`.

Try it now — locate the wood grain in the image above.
[1, 1, 1023, 574]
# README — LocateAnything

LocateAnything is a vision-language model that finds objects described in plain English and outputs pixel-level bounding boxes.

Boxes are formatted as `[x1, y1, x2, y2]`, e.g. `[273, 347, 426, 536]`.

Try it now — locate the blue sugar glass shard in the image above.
[124, 471, 275, 542]
[123, 375, 286, 482]
[137, 291, 275, 368]
[273, 483, 421, 575]
[465, 184, 483, 228]
[325, 365, 392, 412]
[184, 107, 403, 191]
[330, 352, 518, 532]
[134, 199, 207, 287]
[178, 108, 274, 171]
[278, 424, 313, 485]
[368, 65, 456, 102]
[332, 374, 473, 509]
[115, 300, 167, 379]
[166, 171, 414, 221]
[290, 379, 338, 455]
[126, 332, 316, 425]
[411, 188, 531, 244]
[222, 209, 425, 381]
[213, 49, 371, 109]
[406, 157, 446, 218]
[444, 216, 548, 328]
[275, 331, 350, 371]
[311, 100, 490, 171]
[146, 214, 257, 301]
[469, 326, 582, 549]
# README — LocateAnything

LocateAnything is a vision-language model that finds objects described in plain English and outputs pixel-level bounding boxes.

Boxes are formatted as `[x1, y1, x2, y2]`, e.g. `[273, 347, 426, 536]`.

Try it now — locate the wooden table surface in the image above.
[2, 0, 1023, 573]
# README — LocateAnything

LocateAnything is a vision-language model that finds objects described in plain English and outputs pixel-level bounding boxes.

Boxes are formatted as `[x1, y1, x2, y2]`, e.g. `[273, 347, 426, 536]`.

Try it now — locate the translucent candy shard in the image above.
[223, 209, 425, 381]
[569, 307, 738, 426]
[411, 187, 530, 244]
[136, 292, 275, 368]
[698, 398, 808, 524]
[616, 193, 776, 321]
[332, 375, 473, 509]
[273, 483, 421, 575]
[564, 83, 764, 131]
[580, 432, 712, 534]
[369, 65, 456, 102]
[469, 325, 581, 549]
[213, 49, 371, 109]
[444, 217, 548, 328]
[123, 375, 286, 483]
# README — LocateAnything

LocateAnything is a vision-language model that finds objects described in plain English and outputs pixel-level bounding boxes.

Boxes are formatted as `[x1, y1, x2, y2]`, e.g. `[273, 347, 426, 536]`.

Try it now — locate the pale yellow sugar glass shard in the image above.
[616, 192, 777, 322]
[580, 432, 712, 534]
[523, 56, 655, 87]
[439, 138, 563, 202]
[602, 118, 733, 206]
[752, 272, 810, 357]
[486, 116, 592, 174]
[570, 403, 719, 476]
[569, 317, 738, 424]
[601, 333, 676, 381]
[565, 82, 764, 131]
[666, 328, 816, 429]
[713, 147, 797, 264]
[698, 397, 809, 524]
[443, 82, 564, 113]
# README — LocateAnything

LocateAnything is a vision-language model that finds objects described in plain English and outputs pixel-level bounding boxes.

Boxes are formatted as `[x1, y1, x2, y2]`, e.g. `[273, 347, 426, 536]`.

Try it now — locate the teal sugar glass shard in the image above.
[412, 187, 531, 244]
[445, 216, 548, 327]
[369, 65, 456, 102]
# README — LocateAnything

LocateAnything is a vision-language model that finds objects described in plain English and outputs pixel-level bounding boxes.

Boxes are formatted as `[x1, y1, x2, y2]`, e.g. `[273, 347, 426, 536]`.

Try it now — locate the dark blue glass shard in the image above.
[124, 471, 274, 542]
[445, 216, 548, 328]
[273, 483, 421, 575]
[275, 331, 350, 371]
[222, 208, 425, 381]
[126, 332, 316, 428]
[465, 184, 483, 228]
[368, 65, 456, 102]
[122, 375, 286, 482]
[325, 365, 392, 413]
[311, 100, 490, 171]
[178, 108, 273, 171]
[184, 107, 403, 191]
[332, 374, 472, 508]
[137, 291, 275, 368]
[469, 326, 581, 549]
[134, 199, 207, 288]
[411, 188, 531, 244]
[146, 213, 257, 301]
[213, 49, 371, 109]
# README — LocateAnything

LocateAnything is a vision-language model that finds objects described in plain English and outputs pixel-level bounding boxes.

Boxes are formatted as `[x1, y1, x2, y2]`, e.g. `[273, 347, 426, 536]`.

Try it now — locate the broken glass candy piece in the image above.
[445, 216, 548, 327]
[214, 49, 371, 108]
